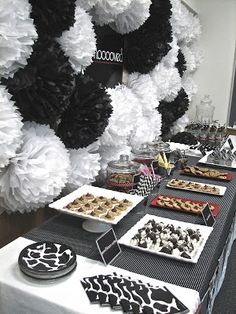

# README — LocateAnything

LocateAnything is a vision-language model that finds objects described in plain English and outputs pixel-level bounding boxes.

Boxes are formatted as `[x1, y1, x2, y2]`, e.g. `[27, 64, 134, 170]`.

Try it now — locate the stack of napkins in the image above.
[81, 273, 189, 314]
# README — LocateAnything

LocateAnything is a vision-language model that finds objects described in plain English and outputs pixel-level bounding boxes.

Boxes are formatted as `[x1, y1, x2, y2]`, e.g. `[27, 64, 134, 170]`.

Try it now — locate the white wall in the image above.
[187, 0, 236, 125]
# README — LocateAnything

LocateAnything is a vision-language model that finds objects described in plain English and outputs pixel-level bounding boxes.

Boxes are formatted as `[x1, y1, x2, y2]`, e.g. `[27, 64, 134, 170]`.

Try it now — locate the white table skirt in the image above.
[0, 237, 200, 314]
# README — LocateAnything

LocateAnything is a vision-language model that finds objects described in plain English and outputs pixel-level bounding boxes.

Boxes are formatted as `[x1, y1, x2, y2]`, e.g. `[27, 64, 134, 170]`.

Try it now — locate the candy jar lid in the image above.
[131, 143, 154, 158]
[149, 137, 170, 155]
[107, 155, 140, 173]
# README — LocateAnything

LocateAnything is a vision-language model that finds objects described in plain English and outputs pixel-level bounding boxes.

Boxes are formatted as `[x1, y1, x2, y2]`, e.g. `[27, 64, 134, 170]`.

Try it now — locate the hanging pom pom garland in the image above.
[91, 0, 132, 26]
[0, 122, 70, 213]
[66, 143, 101, 192]
[0, 86, 23, 168]
[29, 0, 75, 37]
[0, 0, 38, 79]
[57, 75, 112, 149]
[99, 85, 141, 147]
[58, 6, 96, 74]
[2, 38, 75, 127]
[109, 0, 151, 35]
[175, 50, 187, 77]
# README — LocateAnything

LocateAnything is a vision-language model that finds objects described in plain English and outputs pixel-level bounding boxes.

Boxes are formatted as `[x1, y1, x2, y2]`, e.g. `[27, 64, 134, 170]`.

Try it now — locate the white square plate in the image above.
[49, 185, 143, 225]
[118, 214, 213, 264]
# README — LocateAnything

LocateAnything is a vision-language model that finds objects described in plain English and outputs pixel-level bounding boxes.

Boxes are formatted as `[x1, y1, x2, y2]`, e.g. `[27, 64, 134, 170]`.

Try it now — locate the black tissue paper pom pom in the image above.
[175, 50, 187, 77]
[158, 89, 189, 138]
[124, 0, 172, 74]
[29, 0, 75, 37]
[57, 75, 112, 149]
[2, 38, 75, 127]
[170, 132, 198, 145]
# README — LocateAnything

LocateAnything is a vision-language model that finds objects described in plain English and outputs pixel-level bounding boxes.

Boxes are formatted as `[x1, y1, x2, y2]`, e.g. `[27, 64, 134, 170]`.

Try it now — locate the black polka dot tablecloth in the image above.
[24, 158, 236, 299]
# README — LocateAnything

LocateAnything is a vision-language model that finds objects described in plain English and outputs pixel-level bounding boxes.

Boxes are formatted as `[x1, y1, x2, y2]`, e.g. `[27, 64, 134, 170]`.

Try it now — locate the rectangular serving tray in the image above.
[118, 214, 213, 264]
[49, 185, 143, 225]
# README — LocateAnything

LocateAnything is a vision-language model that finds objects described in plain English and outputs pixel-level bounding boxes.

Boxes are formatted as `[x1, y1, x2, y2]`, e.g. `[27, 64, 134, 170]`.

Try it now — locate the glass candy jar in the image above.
[131, 143, 155, 167]
[196, 95, 215, 124]
[149, 137, 171, 158]
[106, 155, 140, 193]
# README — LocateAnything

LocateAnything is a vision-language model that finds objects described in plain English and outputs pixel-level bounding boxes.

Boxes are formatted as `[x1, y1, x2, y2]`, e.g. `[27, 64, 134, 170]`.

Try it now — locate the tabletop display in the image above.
[181, 165, 232, 181]
[119, 215, 213, 264]
[166, 179, 226, 196]
[18, 241, 77, 279]
[150, 194, 220, 216]
[49, 185, 143, 225]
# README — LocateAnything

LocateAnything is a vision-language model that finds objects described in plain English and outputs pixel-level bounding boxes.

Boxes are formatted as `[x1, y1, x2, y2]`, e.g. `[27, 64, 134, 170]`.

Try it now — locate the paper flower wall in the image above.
[0, 122, 70, 213]
[170, 113, 189, 135]
[76, 0, 98, 11]
[170, 0, 201, 44]
[99, 85, 141, 146]
[29, 0, 75, 37]
[58, 5, 96, 74]
[0, 0, 38, 79]
[91, 0, 132, 26]
[175, 50, 187, 77]
[151, 62, 181, 102]
[0, 86, 23, 168]
[123, 0, 172, 74]
[182, 73, 198, 101]
[162, 36, 179, 68]
[158, 88, 189, 138]
[2, 38, 75, 127]
[181, 44, 204, 73]
[129, 110, 162, 149]
[66, 142, 101, 192]
[109, 0, 151, 34]
[127, 72, 159, 113]
[57, 75, 112, 149]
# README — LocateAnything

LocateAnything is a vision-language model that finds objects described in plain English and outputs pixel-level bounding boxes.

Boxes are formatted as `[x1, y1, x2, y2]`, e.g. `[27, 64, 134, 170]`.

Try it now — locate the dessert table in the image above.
[1, 157, 236, 314]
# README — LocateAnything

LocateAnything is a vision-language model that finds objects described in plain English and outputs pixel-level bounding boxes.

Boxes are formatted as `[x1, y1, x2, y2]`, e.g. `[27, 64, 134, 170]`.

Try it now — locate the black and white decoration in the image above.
[81, 273, 189, 313]
[0, 0, 202, 213]
[18, 241, 77, 279]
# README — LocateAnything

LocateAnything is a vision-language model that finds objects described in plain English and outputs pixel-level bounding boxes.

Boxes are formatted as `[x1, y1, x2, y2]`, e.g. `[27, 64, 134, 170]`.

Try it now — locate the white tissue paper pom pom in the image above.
[127, 72, 159, 112]
[170, 113, 189, 135]
[58, 5, 96, 74]
[76, 0, 98, 11]
[0, 122, 70, 213]
[109, 0, 151, 34]
[181, 44, 204, 73]
[162, 35, 179, 68]
[170, 0, 201, 44]
[99, 85, 142, 146]
[129, 110, 162, 149]
[151, 62, 181, 102]
[91, 0, 132, 26]
[182, 73, 198, 101]
[66, 142, 101, 192]
[0, 0, 38, 78]
[0, 86, 23, 168]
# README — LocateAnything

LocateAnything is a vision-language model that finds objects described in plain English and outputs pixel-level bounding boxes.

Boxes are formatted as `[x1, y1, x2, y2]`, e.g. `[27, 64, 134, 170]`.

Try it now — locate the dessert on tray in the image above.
[182, 165, 231, 181]
[167, 178, 223, 195]
[151, 194, 219, 216]
[64, 193, 133, 220]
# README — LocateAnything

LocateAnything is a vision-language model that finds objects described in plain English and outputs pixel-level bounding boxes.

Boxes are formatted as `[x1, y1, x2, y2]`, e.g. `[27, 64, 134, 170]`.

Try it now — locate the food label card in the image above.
[96, 228, 121, 265]
[202, 204, 215, 227]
